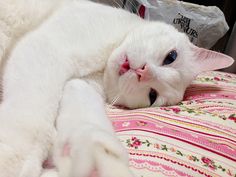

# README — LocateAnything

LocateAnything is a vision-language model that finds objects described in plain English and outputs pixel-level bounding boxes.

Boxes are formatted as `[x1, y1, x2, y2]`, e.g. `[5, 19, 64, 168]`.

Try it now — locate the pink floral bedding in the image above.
[108, 71, 236, 177]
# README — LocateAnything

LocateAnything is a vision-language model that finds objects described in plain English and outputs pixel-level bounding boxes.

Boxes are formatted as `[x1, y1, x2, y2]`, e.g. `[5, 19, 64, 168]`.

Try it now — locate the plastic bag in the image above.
[129, 0, 229, 49]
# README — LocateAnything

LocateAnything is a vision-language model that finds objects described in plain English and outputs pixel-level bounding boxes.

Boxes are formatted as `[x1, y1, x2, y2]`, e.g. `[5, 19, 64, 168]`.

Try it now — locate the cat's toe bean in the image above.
[91, 129, 129, 163]
[94, 145, 134, 177]
[54, 139, 94, 177]
[80, 128, 133, 177]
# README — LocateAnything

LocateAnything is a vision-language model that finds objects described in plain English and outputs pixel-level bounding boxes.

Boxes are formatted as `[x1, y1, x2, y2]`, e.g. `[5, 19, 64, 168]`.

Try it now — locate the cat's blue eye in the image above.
[149, 88, 158, 106]
[163, 50, 177, 65]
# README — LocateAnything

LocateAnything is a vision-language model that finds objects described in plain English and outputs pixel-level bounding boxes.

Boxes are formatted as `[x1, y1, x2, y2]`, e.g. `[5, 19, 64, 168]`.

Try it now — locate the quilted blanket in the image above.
[108, 71, 236, 177]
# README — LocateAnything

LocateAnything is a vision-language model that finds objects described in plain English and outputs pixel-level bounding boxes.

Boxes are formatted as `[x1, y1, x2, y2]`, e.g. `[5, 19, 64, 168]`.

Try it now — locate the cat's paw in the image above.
[54, 126, 134, 177]
[0, 142, 42, 177]
[93, 145, 135, 177]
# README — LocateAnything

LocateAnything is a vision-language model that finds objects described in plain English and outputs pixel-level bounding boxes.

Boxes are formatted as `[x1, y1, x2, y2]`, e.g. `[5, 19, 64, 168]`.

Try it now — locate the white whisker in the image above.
[111, 94, 121, 106]
[122, 72, 135, 94]
[127, 83, 135, 94]
[120, 73, 131, 93]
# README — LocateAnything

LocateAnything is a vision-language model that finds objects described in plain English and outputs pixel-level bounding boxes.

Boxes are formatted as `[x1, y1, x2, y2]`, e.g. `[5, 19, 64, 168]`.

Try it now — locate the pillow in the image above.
[109, 71, 236, 177]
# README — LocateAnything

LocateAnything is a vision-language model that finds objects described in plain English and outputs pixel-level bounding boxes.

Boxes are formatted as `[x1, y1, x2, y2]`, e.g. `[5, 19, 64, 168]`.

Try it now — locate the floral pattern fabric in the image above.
[108, 71, 236, 177]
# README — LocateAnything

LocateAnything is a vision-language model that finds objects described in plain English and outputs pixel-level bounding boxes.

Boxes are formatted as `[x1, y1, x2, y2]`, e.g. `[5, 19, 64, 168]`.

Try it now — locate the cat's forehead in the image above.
[131, 22, 184, 40]
[124, 22, 188, 60]
[126, 22, 187, 50]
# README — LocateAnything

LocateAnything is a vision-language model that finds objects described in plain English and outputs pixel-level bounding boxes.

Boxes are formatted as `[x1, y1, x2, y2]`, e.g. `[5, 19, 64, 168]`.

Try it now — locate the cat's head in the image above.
[104, 21, 234, 109]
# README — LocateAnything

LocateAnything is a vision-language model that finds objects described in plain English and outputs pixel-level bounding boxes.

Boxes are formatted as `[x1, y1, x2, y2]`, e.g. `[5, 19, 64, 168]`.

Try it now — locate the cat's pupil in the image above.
[163, 50, 177, 65]
[149, 88, 158, 106]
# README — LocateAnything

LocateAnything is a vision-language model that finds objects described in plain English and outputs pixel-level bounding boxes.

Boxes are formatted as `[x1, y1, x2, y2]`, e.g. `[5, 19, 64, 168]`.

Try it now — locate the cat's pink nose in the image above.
[135, 65, 151, 82]
[119, 58, 130, 75]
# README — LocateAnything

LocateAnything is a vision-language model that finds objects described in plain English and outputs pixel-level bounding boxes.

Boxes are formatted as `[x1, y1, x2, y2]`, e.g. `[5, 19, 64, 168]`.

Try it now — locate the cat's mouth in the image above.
[119, 58, 130, 76]
[118, 58, 148, 82]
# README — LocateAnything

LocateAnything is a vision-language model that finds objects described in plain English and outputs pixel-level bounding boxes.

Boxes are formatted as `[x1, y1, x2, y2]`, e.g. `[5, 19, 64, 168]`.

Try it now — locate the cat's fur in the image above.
[0, 0, 234, 177]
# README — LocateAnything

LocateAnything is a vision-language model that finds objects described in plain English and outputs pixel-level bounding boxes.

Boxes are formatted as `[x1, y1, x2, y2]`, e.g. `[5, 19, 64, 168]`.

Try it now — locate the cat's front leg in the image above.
[54, 79, 134, 177]
[0, 107, 56, 177]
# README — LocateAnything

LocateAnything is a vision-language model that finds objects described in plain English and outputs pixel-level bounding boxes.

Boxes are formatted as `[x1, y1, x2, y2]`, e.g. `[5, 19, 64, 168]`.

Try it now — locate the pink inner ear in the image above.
[191, 45, 234, 73]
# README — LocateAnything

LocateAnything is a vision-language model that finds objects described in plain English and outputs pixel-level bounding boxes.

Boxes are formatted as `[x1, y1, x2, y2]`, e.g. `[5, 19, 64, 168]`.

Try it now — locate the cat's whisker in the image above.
[120, 74, 131, 94]
[127, 83, 135, 94]
[111, 94, 121, 106]
[120, 85, 127, 95]
[122, 73, 134, 94]
[125, 85, 132, 94]
[123, 75, 131, 93]
[127, 81, 135, 94]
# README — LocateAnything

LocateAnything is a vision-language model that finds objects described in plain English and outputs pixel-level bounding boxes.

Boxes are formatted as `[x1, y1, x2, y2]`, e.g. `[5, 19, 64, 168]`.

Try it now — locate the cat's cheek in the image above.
[118, 71, 136, 87]
[118, 54, 127, 65]
[110, 52, 127, 71]
[106, 59, 122, 79]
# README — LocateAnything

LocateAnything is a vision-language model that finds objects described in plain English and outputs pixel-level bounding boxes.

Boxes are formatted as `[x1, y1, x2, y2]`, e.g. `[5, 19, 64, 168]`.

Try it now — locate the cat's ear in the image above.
[191, 44, 234, 73]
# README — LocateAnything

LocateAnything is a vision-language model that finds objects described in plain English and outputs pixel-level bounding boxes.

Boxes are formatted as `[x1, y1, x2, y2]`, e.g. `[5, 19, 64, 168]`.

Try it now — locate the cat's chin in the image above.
[113, 104, 130, 110]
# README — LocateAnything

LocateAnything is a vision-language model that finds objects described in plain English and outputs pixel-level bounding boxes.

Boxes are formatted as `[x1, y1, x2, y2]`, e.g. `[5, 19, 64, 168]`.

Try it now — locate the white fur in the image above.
[54, 79, 133, 177]
[0, 0, 233, 177]
[0, 0, 64, 65]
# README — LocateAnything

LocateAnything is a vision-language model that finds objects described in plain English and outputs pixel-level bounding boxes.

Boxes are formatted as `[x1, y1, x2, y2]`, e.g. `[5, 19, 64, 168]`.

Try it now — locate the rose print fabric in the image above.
[108, 71, 236, 177]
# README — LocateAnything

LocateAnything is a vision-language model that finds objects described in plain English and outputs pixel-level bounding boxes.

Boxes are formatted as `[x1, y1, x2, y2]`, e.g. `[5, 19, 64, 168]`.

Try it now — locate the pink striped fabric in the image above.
[108, 71, 236, 177]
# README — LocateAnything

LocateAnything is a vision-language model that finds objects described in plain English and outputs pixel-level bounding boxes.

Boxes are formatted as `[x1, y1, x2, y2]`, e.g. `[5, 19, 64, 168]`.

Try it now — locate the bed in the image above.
[108, 71, 236, 177]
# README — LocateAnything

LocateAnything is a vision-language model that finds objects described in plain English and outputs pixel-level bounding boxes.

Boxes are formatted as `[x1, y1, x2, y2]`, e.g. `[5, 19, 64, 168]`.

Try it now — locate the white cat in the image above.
[0, 0, 234, 177]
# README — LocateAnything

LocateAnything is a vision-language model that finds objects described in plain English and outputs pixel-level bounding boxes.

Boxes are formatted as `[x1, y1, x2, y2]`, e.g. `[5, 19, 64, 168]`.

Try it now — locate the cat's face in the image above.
[104, 22, 233, 109]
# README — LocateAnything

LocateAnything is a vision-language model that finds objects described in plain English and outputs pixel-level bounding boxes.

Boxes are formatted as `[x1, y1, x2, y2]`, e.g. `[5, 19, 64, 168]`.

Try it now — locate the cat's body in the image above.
[0, 0, 233, 177]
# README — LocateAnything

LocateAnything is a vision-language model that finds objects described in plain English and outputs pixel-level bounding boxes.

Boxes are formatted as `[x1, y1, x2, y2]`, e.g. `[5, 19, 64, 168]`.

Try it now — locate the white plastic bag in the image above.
[132, 0, 229, 49]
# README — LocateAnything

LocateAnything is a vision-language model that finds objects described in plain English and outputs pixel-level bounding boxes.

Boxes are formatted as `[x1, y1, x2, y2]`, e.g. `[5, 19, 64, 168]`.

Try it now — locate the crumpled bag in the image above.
[132, 0, 229, 49]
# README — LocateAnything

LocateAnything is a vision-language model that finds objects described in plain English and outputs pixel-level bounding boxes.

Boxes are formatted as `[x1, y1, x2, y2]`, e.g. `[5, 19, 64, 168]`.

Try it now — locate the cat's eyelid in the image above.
[162, 48, 178, 66]
[166, 48, 177, 57]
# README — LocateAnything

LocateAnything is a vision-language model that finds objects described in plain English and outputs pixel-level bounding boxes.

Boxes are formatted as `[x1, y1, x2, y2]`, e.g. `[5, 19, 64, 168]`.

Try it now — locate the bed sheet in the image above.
[108, 71, 236, 177]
